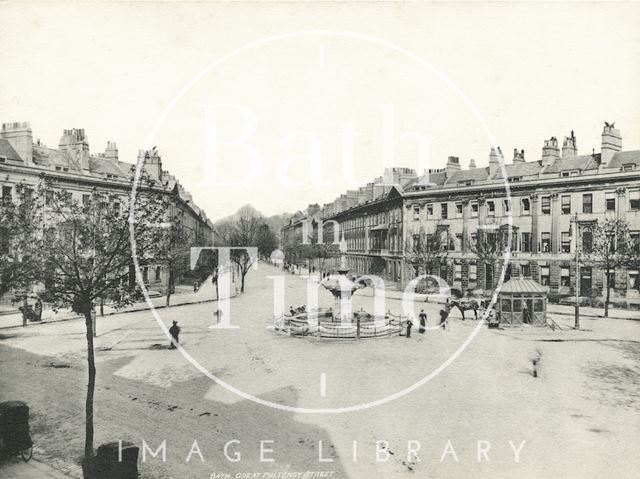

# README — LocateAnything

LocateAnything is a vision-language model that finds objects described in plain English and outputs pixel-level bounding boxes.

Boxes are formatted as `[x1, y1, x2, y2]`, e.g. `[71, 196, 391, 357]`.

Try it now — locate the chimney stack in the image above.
[541, 137, 560, 166]
[489, 147, 501, 176]
[59, 128, 91, 170]
[469, 158, 476, 168]
[513, 148, 525, 163]
[446, 156, 461, 174]
[1, 122, 33, 165]
[383, 167, 416, 189]
[601, 122, 621, 165]
[562, 131, 577, 157]
[104, 141, 118, 161]
[139, 147, 163, 182]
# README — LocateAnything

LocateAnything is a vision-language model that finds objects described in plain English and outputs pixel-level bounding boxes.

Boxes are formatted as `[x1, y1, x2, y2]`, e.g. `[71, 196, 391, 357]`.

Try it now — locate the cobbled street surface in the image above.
[1, 262, 639, 478]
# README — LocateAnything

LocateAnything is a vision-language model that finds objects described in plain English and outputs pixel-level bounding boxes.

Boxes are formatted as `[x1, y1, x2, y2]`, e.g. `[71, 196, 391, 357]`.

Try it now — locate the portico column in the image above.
[477, 196, 487, 290]
[616, 187, 627, 222]
[462, 199, 470, 253]
[550, 192, 560, 254]
[364, 213, 370, 254]
[530, 194, 539, 254]
[478, 196, 487, 225]
[616, 187, 628, 297]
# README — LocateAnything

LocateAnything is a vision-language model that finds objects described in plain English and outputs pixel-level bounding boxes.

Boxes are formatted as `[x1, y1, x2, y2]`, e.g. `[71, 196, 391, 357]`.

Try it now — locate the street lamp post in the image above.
[572, 213, 580, 329]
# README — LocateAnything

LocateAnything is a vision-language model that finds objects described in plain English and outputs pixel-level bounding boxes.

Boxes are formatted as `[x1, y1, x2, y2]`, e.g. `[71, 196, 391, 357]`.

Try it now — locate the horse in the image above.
[449, 299, 478, 320]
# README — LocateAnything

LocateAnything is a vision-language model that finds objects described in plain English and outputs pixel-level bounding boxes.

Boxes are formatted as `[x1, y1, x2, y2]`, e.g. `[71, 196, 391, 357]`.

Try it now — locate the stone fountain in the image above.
[320, 233, 365, 323]
[276, 233, 396, 339]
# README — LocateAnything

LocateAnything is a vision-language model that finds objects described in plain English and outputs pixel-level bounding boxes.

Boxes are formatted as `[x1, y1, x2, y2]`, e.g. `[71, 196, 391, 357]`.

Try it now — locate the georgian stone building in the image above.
[281, 167, 420, 281]
[0, 121, 215, 295]
[403, 124, 639, 299]
[283, 123, 640, 300]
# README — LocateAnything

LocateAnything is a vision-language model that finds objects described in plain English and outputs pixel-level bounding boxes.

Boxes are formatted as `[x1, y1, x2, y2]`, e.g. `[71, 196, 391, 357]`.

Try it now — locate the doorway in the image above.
[580, 267, 592, 296]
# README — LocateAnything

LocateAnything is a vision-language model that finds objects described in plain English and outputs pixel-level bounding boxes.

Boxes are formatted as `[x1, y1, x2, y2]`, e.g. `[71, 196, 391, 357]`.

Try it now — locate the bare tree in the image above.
[404, 224, 450, 277]
[292, 227, 339, 276]
[216, 209, 272, 293]
[469, 224, 511, 290]
[36, 179, 168, 459]
[585, 218, 631, 317]
[157, 219, 191, 306]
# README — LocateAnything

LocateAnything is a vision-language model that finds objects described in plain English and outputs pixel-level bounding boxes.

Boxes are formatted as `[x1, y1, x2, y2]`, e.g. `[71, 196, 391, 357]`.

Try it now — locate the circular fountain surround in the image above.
[280, 275, 398, 339]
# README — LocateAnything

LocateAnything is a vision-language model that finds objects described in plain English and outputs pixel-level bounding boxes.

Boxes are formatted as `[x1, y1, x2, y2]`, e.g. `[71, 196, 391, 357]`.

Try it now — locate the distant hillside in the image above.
[263, 212, 293, 233]
[214, 204, 292, 232]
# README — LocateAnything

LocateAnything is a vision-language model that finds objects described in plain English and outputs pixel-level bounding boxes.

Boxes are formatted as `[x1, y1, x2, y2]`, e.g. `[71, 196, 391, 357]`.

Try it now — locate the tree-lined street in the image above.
[1, 263, 639, 478]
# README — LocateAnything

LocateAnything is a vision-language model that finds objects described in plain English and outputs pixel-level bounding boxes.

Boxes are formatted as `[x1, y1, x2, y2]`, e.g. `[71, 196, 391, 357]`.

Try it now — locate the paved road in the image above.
[1, 262, 639, 479]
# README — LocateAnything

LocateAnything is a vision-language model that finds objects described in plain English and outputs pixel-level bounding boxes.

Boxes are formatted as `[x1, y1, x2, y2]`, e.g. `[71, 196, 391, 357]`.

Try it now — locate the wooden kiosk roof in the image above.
[499, 278, 549, 295]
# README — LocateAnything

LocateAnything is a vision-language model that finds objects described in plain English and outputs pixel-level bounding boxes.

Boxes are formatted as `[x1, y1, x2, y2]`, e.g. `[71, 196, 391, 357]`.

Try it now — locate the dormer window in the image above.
[561, 170, 580, 177]
[622, 164, 635, 172]
[55, 166, 62, 171]
[509, 177, 522, 182]
[0, 155, 6, 163]
[63, 167, 69, 172]
[458, 180, 474, 186]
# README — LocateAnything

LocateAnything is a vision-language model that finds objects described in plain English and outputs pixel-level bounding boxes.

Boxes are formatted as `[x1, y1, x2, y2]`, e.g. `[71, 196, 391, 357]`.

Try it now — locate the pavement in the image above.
[0, 277, 226, 330]
[2, 267, 637, 330]
[0, 458, 74, 479]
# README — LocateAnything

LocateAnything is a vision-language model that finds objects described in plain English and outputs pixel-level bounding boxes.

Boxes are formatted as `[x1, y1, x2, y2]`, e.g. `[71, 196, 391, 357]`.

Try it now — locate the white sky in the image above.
[1, 1, 639, 219]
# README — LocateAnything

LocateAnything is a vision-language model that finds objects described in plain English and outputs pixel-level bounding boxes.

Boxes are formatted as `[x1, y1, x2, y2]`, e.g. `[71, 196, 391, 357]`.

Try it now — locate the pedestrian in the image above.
[523, 303, 530, 324]
[169, 320, 180, 349]
[439, 304, 449, 331]
[419, 309, 427, 333]
[34, 298, 43, 321]
[405, 316, 413, 338]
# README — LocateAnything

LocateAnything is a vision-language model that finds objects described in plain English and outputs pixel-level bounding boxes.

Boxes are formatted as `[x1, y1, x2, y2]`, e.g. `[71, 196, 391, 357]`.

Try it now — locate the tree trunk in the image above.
[604, 267, 611, 318]
[166, 269, 173, 307]
[22, 295, 28, 327]
[99, 297, 104, 317]
[240, 272, 246, 293]
[84, 306, 97, 458]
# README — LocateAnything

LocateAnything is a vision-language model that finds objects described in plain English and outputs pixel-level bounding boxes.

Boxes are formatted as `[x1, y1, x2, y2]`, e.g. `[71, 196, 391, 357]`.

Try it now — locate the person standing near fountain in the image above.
[419, 309, 427, 333]
[405, 316, 414, 338]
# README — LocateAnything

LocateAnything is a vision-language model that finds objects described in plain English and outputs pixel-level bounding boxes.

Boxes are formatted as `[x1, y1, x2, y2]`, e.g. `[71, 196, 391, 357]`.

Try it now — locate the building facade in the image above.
[283, 124, 640, 300]
[0, 121, 215, 295]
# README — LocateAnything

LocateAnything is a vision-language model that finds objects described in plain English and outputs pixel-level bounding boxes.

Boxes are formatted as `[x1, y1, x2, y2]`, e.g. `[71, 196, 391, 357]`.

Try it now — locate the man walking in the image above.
[169, 320, 181, 349]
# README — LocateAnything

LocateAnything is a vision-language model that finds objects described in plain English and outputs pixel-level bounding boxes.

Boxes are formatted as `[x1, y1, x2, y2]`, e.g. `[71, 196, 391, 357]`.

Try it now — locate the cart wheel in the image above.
[21, 446, 33, 462]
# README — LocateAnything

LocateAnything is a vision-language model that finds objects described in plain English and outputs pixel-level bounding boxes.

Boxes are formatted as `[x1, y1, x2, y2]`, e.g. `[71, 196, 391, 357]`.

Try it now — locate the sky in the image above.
[1, 1, 639, 220]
